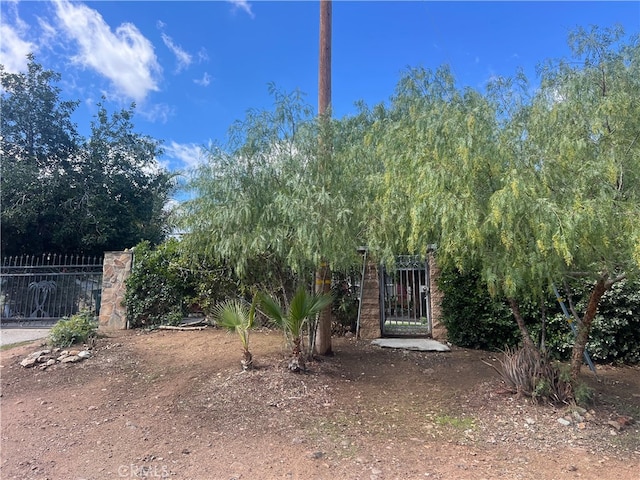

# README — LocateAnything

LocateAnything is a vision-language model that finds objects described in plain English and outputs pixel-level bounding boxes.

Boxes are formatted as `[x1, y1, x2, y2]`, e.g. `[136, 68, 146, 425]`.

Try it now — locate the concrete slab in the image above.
[371, 338, 451, 352]
[0, 328, 50, 347]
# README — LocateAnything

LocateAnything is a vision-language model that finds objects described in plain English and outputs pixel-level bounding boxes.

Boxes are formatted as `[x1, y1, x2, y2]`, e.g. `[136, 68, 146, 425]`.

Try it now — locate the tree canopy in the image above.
[371, 26, 640, 379]
[180, 86, 380, 277]
[1, 55, 174, 256]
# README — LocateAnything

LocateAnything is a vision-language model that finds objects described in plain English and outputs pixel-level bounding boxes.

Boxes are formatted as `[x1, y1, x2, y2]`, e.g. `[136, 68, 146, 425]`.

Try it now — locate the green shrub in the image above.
[437, 267, 522, 351]
[49, 311, 97, 348]
[124, 240, 240, 328]
[542, 278, 640, 364]
[439, 265, 640, 365]
[331, 272, 359, 334]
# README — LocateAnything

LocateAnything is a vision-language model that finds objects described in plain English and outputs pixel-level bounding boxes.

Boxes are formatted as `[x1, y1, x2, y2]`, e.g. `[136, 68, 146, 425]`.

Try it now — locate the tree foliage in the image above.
[371, 26, 640, 381]
[181, 86, 380, 279]
[1, 55, 174, 256]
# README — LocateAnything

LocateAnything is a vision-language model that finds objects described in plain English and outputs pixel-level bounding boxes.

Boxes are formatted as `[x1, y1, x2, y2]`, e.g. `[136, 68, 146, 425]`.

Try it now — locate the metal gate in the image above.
[380, 255, 431, 336]
[1, 254, 103, 327]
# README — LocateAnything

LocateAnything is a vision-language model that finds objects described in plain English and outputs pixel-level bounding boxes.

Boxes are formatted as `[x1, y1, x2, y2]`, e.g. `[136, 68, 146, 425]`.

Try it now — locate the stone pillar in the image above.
[428, 253, 447, 341]
[98, 251, 133, 331]
[358, 262, 381, 339]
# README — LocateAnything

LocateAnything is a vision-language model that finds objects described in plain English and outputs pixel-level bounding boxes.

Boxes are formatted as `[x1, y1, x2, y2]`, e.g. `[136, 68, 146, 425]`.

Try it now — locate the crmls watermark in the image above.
[117, 464, 170, 478]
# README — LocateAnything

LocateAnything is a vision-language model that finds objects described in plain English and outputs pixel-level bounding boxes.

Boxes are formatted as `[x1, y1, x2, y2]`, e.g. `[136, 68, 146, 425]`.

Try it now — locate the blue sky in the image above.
[1, 1, 639, 172]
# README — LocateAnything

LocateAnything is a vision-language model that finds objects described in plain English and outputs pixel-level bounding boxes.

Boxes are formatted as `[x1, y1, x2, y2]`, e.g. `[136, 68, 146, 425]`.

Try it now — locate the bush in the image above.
[439, 265, 640, 365]
[437, 267, 523, 351]
[49, 310, 97, 348]
[542, 278, 640, 365]
[331, 272, 359, 334]
[124, 240, 240, 328]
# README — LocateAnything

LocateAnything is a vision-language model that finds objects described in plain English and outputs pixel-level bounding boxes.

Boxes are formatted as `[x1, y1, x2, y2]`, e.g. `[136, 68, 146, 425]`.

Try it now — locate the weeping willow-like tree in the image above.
[372, 26, 640, 382]
[180, 86, 380, 342]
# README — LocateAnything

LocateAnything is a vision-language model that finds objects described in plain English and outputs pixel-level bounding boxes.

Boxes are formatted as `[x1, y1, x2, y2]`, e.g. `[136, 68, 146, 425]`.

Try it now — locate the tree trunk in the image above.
[314, 0, 333, 356]
[570, 276, 608, 381]
[314, 262, 333, 355]
[508, 298, 539, 355]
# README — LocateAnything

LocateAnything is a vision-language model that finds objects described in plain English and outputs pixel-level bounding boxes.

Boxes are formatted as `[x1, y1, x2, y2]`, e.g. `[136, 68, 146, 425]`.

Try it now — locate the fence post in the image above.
[358, 262, 382, 339]
[98, 251, 133, 331]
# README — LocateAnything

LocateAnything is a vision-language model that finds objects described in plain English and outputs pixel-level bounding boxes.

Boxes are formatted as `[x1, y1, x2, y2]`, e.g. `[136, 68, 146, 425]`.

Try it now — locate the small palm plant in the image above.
[212, 296, 257, 371]
[260, 287, 333, 372]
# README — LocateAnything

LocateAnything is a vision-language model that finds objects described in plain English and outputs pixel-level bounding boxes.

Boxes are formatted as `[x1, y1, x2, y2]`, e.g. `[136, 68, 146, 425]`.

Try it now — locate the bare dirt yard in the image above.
[1, 328, 639, 480]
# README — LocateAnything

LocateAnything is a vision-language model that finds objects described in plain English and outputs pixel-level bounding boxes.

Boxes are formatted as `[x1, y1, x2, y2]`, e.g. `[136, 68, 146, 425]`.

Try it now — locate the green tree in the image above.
[181, 87, 378, 326]
[372, 26, 640, 382]
[1, 56, 174, 256]
[1, 54, 81, 254]
[212, 296, 258, 371]
[259, 287, 333, 372]
[67, 101, 174, 253]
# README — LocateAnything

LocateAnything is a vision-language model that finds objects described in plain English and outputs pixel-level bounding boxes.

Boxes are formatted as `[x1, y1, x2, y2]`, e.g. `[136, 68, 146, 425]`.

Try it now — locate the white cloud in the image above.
[164, 141, 208, 170]
[52, 0, 161, 102]
[0, 2, 37, 73]
[227, 0, 254, 19]
[194, 72, 211, 87]
[0, 23, 35, 73]
[139, 103, 174, 124]
[161, 32, 192, 73]
[198, 47, 209, 63]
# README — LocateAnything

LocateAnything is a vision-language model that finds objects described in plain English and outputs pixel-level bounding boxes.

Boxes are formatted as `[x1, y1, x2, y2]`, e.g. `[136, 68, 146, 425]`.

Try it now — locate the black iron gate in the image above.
[380, 255, 432, 337]
[1, 254, 103, 327]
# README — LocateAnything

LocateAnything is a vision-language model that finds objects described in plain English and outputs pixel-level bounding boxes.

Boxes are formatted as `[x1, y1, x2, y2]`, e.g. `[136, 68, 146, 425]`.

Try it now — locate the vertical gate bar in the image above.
[425, 257, 432, 334]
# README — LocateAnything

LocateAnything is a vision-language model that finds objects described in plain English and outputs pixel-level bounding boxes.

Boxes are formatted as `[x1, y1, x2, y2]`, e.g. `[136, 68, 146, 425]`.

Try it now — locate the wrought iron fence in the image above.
[0, 254, 103, 327]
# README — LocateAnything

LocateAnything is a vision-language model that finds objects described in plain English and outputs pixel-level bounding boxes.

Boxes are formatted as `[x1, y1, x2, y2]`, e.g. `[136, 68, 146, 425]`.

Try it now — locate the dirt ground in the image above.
[1, 328, 639, 480]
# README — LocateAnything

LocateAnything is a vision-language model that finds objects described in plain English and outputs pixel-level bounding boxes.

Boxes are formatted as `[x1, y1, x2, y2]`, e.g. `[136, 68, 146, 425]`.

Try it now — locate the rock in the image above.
[310, 451, 324, 459]
[46, 359, 56, 366]
[607, 420, 622, 431]
[557, 418, 571, 426]
[61, 355, 81, 363]
[525, 418, 535, 425]
[57, 353, 69, 361]
[29, 350, 50, 358]
[78, 351, 92, 359]
[20, 357, 37, 368]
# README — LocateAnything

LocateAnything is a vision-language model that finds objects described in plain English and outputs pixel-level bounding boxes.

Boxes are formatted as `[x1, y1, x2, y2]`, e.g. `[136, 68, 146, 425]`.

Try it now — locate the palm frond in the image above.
[258, 293, 286, 328]
[212, 299, 251, 351]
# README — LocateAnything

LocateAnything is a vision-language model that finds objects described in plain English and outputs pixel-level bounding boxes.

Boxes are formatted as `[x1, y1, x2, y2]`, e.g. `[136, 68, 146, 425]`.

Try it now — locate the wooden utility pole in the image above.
[314, 0, 333, 356]
[318, 0, 332, 117]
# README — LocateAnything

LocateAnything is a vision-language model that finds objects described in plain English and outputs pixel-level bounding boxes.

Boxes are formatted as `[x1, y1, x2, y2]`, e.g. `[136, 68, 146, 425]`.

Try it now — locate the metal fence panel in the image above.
[1, 254, 103, 327]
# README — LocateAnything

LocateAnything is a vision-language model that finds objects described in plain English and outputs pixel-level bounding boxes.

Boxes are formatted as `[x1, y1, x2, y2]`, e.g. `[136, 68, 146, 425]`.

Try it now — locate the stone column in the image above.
[428, 253, 447, 341]
[98, 251, 133, 331]
[358, 262, 381, 339]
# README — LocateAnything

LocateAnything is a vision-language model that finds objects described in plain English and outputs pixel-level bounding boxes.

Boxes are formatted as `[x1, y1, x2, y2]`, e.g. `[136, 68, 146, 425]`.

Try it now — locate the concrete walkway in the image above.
[0, 328, 50, 347]
[371, 338, 451, 352]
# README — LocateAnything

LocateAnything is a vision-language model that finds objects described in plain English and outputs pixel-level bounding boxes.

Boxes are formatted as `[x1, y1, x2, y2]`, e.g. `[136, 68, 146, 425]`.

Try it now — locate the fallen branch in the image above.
[157, 325, 208, 331]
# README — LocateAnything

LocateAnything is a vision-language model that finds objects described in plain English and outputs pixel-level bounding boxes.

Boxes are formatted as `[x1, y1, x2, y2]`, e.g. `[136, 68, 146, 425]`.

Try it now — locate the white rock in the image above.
[78, 350, 91, 359]
[557, 418, 571, 426]
[61, 355, 81, 363]
[20, 357, 37, 367]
